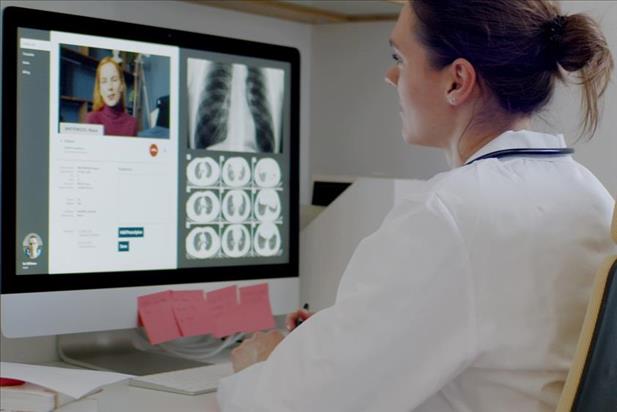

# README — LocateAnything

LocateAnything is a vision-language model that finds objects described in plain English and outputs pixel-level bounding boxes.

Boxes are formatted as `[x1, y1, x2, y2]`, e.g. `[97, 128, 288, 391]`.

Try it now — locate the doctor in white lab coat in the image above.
[217, 1, 616, 411]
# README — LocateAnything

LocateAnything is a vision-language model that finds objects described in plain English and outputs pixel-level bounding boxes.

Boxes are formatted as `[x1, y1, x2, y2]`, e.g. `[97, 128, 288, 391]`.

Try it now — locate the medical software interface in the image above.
[16, 28, 292, 275]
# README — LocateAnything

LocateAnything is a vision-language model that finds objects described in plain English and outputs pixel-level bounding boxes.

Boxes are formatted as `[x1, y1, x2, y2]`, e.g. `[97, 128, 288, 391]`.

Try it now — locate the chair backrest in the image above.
[556, 200, 617, 411]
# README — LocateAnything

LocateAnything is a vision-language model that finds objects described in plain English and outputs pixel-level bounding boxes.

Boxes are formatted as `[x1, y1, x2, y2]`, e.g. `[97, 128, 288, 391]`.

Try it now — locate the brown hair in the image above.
[410, 0, 613, 138]
[92, 56, 127, 112]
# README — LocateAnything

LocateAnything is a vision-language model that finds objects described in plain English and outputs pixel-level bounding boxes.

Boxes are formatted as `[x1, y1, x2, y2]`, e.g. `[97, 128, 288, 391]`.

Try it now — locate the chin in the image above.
[402, 127, 439, 147]
[402, 129, 425, 146]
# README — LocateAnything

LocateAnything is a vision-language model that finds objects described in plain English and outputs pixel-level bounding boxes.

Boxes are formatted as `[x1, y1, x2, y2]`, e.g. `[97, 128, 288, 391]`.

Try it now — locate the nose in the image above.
[385, 65, 398, 87]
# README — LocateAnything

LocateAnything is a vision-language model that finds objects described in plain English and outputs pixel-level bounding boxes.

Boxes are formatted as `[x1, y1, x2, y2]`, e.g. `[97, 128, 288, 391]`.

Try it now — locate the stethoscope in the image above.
[465, 148, 574, 165]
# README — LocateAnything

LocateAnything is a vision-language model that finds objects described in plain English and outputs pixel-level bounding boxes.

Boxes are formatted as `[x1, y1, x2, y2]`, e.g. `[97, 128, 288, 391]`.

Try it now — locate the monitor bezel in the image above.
[1, 6, 300, 294]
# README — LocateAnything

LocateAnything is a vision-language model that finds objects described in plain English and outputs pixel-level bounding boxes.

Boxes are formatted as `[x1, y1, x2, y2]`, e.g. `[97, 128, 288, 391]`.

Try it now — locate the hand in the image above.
[231, 330, 284, 373]
[285, 308, 313, 332]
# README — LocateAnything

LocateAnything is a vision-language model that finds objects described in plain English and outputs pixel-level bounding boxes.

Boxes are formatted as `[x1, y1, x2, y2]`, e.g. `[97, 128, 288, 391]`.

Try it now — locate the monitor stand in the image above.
[58, 329, 209, 376]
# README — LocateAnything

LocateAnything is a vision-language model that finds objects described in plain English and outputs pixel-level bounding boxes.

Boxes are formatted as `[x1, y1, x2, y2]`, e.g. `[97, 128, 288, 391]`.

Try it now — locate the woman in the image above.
[218, 1, 615, 411]
[85, 56, 138, 137]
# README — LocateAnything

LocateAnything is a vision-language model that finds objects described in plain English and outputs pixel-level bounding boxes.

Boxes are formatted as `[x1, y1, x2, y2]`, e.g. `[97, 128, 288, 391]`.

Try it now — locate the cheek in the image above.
[398, 70, 424, 117]
[397, 72, 442, 145]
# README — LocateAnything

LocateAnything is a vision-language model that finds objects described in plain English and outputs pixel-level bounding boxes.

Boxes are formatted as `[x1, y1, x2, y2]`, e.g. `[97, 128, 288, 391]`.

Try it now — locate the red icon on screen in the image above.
[149, 144, 159, 157]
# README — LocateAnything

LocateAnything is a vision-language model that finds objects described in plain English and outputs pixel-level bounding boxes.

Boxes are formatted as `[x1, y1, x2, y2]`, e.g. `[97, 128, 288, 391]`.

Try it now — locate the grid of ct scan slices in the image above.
[184, 154, 284, 260]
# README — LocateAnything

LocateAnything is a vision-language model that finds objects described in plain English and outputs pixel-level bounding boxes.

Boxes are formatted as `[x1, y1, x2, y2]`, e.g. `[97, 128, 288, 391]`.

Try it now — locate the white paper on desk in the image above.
[56, 399, 99, 412]
[0, 362, 132, 399]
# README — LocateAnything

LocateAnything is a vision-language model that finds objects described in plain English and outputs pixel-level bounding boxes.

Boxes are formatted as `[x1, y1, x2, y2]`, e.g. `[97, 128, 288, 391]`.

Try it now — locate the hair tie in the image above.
[542, 15, 567, 68]
[545, 15, 567, 44]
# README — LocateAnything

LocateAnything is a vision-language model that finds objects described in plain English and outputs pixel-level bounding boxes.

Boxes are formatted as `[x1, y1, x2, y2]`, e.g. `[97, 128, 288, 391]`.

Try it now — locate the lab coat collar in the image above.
[465, 130, 568, 165]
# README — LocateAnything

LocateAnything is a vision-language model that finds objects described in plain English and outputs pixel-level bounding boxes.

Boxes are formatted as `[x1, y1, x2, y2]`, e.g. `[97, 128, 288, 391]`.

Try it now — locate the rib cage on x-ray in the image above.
[189, 60, 284, 153]
[245, 67, 274, 152]
[194, 62, 232, 149]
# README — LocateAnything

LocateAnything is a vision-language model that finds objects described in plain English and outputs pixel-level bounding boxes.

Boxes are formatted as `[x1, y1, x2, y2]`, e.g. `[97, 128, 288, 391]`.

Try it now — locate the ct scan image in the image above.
[253, 222, 281, 257]
[254, 189, 281, 222]
[221, 224, 251, 257]
[254, 157, 281, 187]
[186, 191, 220, 223]
[186, 226, 221, 259]
[186, 156, 220, 187]
[222, 190, 251, 223]
[222, 156, 251, 187]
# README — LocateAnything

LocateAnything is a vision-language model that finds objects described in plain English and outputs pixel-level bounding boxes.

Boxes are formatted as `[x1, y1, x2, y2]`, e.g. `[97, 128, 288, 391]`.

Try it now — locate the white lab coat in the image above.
[218, 130, 616, 412]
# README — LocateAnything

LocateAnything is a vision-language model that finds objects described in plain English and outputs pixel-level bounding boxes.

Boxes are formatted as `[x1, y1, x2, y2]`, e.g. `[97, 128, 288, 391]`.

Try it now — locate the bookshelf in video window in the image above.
[59, 46, 135, 124]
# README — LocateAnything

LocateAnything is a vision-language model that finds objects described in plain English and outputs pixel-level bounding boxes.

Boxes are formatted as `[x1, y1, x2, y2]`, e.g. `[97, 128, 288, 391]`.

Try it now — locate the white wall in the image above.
[310, 1, 617, 194]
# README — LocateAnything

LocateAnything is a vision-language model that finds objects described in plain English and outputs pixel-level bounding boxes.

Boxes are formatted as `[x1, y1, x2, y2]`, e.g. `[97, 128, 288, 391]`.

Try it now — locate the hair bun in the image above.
[554, 13, 608, 73]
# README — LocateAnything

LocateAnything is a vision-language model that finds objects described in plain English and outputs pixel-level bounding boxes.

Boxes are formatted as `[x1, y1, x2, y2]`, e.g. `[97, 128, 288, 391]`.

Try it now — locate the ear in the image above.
[445, 58, 476, 106]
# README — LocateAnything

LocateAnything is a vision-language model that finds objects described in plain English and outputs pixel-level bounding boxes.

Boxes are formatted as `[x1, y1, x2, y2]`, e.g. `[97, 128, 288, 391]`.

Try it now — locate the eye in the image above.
[392, 53, 403, 65]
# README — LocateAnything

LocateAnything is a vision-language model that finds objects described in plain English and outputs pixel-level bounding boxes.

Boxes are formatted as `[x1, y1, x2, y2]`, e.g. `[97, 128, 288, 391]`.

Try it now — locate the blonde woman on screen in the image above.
[86, 56, 138, 137]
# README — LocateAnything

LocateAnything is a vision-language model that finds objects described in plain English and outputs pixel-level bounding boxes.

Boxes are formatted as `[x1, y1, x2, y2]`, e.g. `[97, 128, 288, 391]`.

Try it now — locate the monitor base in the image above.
[58, 329, 208, 376]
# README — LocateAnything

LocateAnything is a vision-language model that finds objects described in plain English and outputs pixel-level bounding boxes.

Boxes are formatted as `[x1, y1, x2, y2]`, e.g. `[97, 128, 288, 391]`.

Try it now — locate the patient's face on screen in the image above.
[99, 62, 123, 108]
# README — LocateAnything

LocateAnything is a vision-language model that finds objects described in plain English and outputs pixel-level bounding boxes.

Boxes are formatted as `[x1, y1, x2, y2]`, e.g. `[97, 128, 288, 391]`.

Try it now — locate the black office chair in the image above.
[556, 200, 617, 411]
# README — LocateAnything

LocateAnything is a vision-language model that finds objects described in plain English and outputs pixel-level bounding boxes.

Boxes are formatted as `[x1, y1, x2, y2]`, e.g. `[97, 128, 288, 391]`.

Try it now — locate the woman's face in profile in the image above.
[99, 62, 123, 108]
[385, 4, 451, 148]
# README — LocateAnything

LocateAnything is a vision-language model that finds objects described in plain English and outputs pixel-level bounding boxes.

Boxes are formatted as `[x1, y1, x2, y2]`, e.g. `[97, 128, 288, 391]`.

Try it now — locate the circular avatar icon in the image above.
[222, 190, 251, 223]
[253, 223, 281, 257]
[186, 191, 220, 223]
[187, 157, 220, 187]
[22, 233, 43, 259]
[186, 227, 220, 259]
[222, 157, 251, 187]
[149, 144, 159, 157]
[254, 189, 281, 221]
[221, 225, 251, 257]
[254, 158, 281, 188]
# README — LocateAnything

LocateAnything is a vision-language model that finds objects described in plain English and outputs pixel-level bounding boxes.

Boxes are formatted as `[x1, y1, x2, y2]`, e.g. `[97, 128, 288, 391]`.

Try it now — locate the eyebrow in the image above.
[389, 39, 400, 50]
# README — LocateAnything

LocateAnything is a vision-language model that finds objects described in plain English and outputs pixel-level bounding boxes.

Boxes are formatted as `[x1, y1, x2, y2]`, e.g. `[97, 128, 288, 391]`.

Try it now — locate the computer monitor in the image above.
[1, 7, 300, 340]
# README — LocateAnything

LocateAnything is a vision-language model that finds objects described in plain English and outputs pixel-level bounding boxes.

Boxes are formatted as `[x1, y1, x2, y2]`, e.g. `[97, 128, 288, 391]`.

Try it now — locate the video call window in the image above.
[187, 58, 285, 153]
[58, 45, 171, 138]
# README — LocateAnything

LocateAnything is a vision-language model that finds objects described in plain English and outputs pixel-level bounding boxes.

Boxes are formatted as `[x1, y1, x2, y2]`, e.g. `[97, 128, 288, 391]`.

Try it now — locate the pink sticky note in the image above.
[206, 286, 243, 338]
[238, 283, 275, 333]
[138, 291, 182, 345]
[171, 290, 213, 337]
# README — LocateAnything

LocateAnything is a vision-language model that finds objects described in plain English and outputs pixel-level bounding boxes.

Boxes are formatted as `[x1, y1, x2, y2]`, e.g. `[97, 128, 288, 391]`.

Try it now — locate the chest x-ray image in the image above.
[186, 156, 220, 187]
[222, 190, 251, 223]
[222, 156, 251, 187]
[254, 189, 281, 222]
[254, 158, 281, 187]
[187, 58, 285, 153]
[254, 222, 282, 257]
[186, 226, 220, 259]
[186, 190, 221, 223]
[221, 224, 251, 257]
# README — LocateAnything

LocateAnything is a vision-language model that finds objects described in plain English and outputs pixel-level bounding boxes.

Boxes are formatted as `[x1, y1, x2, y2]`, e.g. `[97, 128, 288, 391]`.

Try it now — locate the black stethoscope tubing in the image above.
[465, 148, 574, 165]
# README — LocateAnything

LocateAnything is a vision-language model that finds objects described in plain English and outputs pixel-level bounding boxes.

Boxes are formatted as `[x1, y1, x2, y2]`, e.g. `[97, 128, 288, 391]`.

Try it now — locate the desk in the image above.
[34, 360, 223, 412]
[86, 381, 220, 412]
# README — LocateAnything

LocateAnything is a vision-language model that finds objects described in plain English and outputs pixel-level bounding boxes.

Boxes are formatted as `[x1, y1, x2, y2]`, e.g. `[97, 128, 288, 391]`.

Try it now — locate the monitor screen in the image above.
[1, 7, 299, 335]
